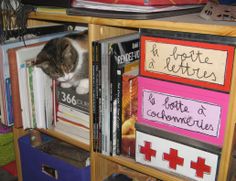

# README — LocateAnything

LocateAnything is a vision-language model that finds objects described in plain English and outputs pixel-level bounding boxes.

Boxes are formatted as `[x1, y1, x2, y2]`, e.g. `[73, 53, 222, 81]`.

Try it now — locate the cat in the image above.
[34, 30, 89, 95]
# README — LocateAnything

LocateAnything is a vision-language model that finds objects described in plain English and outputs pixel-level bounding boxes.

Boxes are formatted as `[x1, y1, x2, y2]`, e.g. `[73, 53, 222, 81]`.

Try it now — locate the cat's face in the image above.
[34, 37, 78, 80]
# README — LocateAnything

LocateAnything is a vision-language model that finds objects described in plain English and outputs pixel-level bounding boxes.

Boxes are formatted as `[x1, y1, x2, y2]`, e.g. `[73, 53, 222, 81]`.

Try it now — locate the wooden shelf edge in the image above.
[37, 128, 90, 151]
[29, 12, 236, 37]
[94, 153, 189, 181]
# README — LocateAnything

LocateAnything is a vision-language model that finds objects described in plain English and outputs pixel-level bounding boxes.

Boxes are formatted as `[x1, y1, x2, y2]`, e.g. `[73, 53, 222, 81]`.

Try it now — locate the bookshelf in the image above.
[12, 11, 236, 181]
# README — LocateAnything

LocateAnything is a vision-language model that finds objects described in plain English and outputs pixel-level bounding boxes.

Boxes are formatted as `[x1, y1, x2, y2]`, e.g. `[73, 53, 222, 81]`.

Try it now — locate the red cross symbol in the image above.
[139, 141, 156, 161]
[191, 157, 211, 178]
[163, 148, 184, 170]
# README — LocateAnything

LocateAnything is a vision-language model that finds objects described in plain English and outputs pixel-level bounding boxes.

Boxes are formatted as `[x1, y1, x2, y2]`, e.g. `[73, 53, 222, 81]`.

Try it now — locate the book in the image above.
[108, 34, 140, 155]
[69, 1, 204, 20]
[54, 118, 90, 145]
[8, 44, 54, 129]
[93, 32, 140, 155]
[55, 118, 90, 140]
[1, 31, 74, 127]
[56, 86, 89, 115]
[57, 104, 89, 128]
[8, 43, 44, 129]
[121, 68, 138, 158]
[33, 66, 54, 129]
[84, 0, 207, 6]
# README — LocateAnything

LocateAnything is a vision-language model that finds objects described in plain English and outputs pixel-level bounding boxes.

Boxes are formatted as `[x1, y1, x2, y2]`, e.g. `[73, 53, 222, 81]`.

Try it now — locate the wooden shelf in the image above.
[29, 12, 236, 37]
[15, 11, 236, 181]
[37, 128, 90, 151]
[96, 153, 190, 181]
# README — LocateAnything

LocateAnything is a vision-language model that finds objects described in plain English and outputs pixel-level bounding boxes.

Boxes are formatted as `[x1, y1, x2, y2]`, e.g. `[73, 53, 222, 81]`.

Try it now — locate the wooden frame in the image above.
[10, 13, 236, 181]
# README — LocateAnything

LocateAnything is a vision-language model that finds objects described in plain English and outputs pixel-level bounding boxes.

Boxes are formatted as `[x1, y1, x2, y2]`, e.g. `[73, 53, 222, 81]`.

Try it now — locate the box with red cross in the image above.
[135, 123, 221, 181]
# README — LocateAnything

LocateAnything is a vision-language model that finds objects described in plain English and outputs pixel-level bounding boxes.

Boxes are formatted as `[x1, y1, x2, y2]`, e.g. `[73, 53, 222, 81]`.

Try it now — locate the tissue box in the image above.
[18, 133, 90, 181]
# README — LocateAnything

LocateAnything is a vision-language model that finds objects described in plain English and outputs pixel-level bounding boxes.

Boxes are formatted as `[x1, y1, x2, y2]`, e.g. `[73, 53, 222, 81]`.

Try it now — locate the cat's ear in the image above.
[62, 42, 73, 58]
[34, 61, 50, 69]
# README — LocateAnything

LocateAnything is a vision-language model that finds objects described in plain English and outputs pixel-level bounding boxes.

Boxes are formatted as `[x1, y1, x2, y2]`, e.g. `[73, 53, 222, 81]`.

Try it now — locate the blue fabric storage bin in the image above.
[18, 133, 90, 181]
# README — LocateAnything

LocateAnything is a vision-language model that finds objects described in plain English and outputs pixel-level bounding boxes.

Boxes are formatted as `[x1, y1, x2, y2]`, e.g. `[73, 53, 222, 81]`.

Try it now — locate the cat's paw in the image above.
[60, 82, 72, 88]
[76, 79, 89, 94]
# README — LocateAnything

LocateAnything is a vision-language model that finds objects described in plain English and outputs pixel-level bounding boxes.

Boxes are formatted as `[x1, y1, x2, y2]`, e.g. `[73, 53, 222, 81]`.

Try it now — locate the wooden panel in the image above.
[93, 153, 118, 181]
[218, 50, 236, 180]
[101, 154, 189, 181]
[29, 13, 236, 37]
[13, 127, 28, 181]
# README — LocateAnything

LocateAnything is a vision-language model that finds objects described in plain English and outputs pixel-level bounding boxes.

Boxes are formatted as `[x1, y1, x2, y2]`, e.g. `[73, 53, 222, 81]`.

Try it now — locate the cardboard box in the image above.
[135, 123, 221, 181]
[138, 76, 229, 147]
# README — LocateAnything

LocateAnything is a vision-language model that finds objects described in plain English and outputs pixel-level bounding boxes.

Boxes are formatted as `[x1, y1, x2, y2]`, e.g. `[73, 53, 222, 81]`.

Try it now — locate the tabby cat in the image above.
[34, 30, 89, 94]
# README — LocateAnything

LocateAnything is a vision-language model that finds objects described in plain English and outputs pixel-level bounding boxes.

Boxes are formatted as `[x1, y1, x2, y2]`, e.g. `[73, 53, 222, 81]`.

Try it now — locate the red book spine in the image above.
[85, 0, 207, 6]
[8, 49, 23, 128]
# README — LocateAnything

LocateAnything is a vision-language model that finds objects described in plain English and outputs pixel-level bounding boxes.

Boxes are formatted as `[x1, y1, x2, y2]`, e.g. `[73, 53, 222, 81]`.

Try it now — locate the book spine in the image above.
[98, 42, 102, 153]
[86, 0, 207, 5]
[5, 78, 13, 126]
[92, 41, 98, 152]
[116, 68, 122, 155]
[26, 64, 37, 128]
[109, 48, 116, 156]
[8, 49, 23, 128]
[101, 42, 110, 156]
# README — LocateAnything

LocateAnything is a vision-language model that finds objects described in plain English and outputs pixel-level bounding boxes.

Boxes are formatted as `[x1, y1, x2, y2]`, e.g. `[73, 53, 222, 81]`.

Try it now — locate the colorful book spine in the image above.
[121, 69, 138, 158]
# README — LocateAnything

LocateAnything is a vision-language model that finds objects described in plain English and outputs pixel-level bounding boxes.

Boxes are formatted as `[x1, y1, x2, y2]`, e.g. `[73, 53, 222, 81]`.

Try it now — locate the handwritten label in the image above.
[145, 40, 228, 85]
[142, 90, 221, 137]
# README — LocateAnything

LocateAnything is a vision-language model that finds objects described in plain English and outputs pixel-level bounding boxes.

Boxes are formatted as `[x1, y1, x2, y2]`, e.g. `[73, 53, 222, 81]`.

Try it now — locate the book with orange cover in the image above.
[121, 68, 138, 158]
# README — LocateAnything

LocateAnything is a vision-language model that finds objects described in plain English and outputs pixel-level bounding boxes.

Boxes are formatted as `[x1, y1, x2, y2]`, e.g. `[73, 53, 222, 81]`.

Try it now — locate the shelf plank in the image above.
[96, 153, 190, 181]
[29, 12, 236, 37]
[37, 128, 90, 151]
[13, 127, 28, 181]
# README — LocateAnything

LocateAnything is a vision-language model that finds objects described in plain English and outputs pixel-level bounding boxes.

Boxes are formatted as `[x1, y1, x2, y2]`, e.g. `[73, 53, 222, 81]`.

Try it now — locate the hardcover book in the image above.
[109, 35, 140, 155]
[9, 45, 54, 129]
[8, 43, 46, 129]
[56, 86, 89, 115]
[84, 0, 207, 6]
[1, 31, 74, 127]
[121, 68, 138, 158]
[55, 84, 90, 144]
[54, 118, 90, 145]
[57, 103, 89, 128]
[93, 32, 140, 155]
